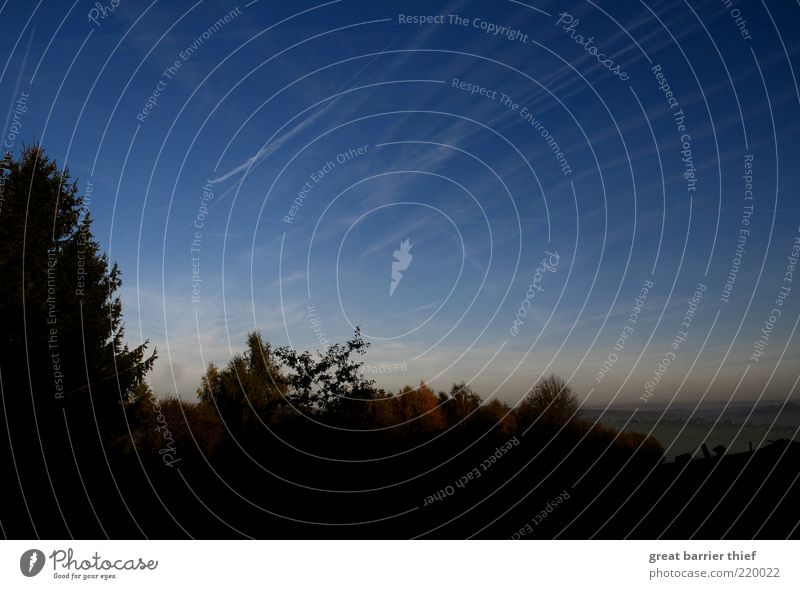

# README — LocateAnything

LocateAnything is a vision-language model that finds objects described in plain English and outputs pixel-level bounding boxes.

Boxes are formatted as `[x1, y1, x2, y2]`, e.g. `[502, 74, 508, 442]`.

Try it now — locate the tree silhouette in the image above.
[478, 397, 517, 434]
[2, 145, 794, 542]
[391, 381, 445, 435]
[0, 145, 155, 433]
[519, 374, 580, 426]
[441, 381, 481, 427]
[0, 145, 156, 536]
[274, 327, 375, 413]
[197, 331, 289, 431]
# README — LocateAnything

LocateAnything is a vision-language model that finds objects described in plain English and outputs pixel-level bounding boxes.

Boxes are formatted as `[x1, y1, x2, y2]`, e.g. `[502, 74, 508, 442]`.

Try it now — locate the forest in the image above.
[1, 145, 796, 539]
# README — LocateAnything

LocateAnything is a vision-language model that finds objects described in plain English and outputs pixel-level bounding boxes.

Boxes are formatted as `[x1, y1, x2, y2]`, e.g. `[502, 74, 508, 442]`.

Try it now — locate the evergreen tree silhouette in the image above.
[0, 145, 155, 536]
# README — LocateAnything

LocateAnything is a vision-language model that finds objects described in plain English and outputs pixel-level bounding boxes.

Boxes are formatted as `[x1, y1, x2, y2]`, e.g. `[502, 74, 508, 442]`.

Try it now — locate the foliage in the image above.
[441, 381, 482, 427]
[0, 145, 155, 433]
[519, 374, 580, 426]
[391, 381, 446, 435]
[197, 331, 289, 429]
[274, 327, 375, 412]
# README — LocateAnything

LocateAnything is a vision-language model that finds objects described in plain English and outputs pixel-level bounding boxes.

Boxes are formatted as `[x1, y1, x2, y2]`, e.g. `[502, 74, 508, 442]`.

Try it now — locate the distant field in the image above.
[585, 402, 800, 460]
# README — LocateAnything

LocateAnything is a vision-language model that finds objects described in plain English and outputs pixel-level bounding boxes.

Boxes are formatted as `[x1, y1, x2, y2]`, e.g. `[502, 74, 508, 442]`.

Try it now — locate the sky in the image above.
[1, 0, 799, 407]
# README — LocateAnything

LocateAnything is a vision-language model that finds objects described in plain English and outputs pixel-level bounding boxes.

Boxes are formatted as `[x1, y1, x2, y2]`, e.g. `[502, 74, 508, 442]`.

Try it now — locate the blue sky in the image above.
[2, 0, 799, 406]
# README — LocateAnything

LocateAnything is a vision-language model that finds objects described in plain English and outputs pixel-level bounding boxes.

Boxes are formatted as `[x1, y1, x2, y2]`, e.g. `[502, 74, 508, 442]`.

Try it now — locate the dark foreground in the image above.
[2, 411, 797, 539]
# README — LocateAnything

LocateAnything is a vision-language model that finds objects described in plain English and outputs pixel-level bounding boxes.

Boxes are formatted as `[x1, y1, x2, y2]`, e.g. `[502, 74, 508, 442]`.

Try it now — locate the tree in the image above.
[441, 381, 481, 427]
[0, 145, 156, 536]
[0, 145, 155, 433]
[274, 327, 375, 413]
[519, 374, 580, 426]
[391, 381, 445, 435]
[477, 398, 517, 435]
[197, 331, 288, 430]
